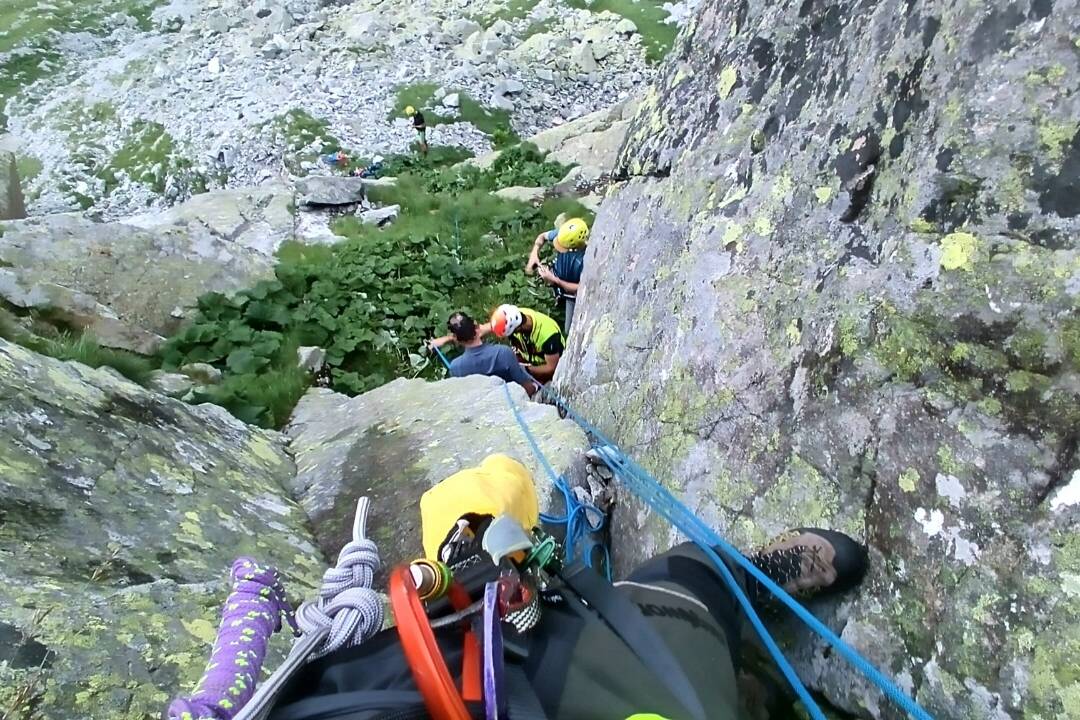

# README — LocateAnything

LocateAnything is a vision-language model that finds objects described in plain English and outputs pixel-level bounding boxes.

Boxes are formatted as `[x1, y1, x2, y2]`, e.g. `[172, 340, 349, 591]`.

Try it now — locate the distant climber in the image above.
[405, 105, 429, 155]
[429, 311, 541, 396]
[207, 453, 869, 720]
[527, 218, 588, 333]
[489, 303, 564, 383]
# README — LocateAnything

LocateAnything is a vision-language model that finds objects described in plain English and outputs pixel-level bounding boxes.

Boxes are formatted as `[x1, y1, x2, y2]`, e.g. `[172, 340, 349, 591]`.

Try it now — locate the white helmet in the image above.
[490, 304, 523, 337]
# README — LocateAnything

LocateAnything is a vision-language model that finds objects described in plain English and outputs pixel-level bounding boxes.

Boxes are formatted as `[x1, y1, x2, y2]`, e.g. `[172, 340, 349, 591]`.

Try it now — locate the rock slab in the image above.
[285, 375, 588, 570]
[559, 0, 1080, 718]
[0, 339, 324, 719]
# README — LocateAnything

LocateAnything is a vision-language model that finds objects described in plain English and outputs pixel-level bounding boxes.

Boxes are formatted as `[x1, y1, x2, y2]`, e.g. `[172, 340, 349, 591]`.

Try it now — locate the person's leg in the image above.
[624, 530, 869, 666]
[563, 298, 575, 334]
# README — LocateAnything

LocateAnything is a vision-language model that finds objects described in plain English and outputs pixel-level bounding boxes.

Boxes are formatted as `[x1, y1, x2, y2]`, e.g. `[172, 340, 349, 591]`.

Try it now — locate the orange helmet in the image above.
[490, 304, 523, 337]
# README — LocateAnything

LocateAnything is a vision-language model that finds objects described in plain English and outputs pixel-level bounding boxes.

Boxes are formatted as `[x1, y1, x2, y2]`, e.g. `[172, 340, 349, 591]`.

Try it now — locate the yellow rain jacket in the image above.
[420, 454, 539, 560]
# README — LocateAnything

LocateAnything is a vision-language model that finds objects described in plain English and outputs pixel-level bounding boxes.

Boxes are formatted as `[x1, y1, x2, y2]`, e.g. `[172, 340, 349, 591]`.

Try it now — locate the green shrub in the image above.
[0, 310, 158, 384]
[162, 143, 592, 427]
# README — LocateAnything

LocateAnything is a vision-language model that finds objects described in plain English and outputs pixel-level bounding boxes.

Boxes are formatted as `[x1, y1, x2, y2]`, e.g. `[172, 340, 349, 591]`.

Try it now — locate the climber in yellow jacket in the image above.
[488, 303, 565, 383]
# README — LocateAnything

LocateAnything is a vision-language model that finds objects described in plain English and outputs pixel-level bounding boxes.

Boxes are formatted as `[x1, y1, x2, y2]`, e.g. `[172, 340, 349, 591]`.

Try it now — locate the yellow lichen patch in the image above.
[722, 222, 744, 252]
[813, 186, 833, 203]
[771, 173, 793, 200]
[785, 319, 801, 345]
[909, 217, 935, 233]
[940, 231, 979, 271]
[752, 215, 773, 236]
[716, 66, 738, 100]
[1037, 120, 1078, 162]
[181, 617, 218, 645]
[898, 468, 919, 493]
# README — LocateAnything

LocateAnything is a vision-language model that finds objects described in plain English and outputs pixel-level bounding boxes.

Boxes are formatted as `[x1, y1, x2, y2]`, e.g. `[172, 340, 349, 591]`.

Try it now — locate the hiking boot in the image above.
[749, 528, 868, 601]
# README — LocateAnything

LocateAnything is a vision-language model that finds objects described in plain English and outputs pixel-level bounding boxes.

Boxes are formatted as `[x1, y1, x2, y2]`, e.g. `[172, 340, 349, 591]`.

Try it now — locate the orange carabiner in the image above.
[390, 566, 471, 720]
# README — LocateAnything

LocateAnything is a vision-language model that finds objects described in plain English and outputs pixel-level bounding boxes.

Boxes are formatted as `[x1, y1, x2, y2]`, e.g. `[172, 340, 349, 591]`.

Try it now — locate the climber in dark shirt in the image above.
[404, 105, 428, 155]
[527, 218, 588, 333]
[429, 311, 540, 396]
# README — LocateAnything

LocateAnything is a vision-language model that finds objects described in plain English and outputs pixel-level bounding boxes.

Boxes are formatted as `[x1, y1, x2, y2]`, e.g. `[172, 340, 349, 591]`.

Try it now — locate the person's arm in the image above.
[526, 353, 560, 384]
[500, 347, 541, 396]
[526, 229, 557, 274]
[429, 334, 454, 349]
[536, 265, 578, 293]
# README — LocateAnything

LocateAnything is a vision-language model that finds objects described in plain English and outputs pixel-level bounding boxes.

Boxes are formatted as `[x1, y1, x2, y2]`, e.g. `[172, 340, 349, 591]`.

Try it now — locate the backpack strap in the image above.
[557, 564, 708, 720]
[504, 664, 549, 720]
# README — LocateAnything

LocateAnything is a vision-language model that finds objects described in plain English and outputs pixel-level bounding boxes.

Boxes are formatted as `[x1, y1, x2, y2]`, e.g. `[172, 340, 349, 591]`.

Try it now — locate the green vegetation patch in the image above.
[390, 84, 520, 148]
[47, 101, 210, 208]
[0, 308, 158, 384]
[162, 144, 589, 427]
[564, 0, 677, 63]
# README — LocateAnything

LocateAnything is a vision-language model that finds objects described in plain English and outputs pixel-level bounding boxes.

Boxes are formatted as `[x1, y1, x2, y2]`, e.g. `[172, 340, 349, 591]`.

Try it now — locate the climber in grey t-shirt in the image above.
[429, 311, 540, 397]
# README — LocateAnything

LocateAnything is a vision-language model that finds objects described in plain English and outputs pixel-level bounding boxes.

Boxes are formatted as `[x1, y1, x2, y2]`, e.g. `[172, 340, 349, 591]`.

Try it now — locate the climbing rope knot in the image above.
[295, 497, 384, 658]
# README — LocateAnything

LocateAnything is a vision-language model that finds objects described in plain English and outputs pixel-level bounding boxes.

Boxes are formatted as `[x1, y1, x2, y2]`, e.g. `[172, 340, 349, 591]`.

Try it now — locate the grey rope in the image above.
[296, 496, 385, 657]
[234, 497, 383, 720]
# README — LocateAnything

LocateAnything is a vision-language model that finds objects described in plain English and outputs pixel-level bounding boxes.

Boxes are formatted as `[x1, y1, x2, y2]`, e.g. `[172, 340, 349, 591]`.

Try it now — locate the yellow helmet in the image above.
[555, 218, 589, 250]
[404, 105, 416, 116]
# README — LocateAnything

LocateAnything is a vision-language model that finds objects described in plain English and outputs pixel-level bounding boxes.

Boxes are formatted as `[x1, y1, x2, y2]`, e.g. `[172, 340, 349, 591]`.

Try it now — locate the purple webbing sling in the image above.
[167, 557, 297, 720]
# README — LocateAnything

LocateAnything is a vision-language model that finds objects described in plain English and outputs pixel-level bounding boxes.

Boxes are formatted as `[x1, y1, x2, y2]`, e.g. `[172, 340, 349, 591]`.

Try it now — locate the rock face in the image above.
[285, 376, 589, 570]
[0, 186, 296, 337]
[559, 1, 1079, 718]
[0, 151, 26, 220]
[0, 339, 324, 719]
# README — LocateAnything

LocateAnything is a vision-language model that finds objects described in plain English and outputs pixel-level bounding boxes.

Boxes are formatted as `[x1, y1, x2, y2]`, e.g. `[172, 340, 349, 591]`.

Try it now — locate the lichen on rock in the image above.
[557, 0, 1080, 716]
[0, 339, 324, 718]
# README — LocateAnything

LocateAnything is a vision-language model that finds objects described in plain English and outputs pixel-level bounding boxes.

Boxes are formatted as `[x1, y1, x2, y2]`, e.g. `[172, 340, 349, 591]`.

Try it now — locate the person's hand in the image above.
[428, 337, 448, 351]
[525, 251, 541, 275]
[535, 232, 548, 244]
[537, 264, 556, 285]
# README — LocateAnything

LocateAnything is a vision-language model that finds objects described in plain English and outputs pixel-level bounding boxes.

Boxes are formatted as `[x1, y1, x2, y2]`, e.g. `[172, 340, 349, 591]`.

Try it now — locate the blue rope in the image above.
[432, 346, 609, 576]
[541, 390, 934, 720]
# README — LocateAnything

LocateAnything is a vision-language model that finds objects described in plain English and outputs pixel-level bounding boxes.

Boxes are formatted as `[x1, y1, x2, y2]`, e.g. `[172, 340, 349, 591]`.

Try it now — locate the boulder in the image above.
[0, 338, 324, 718]
[570, 42, 598, 73]
[284, 376, 588, 570]
[252, 0, 295, 35]
[0, 268, 165, 355]
[358, 204, 400, 226]
[442, 18, 481, 40]
[180, 362, 223, 385]
[147, 370, 196, 398]
[494, 78, 525, 97]
[614, 18, 638, 34]
[558, 0, 1080, 717]
[493, 186, 546, 204]
[0, 203, 281, 337]
[295, 175, 368, 206]
[442, 92, 461, 108]
[0, 150, 26, 220]
[457, 29, 505, 61]
[297, 345, 327, 372]
[340, 11, 386, 50]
